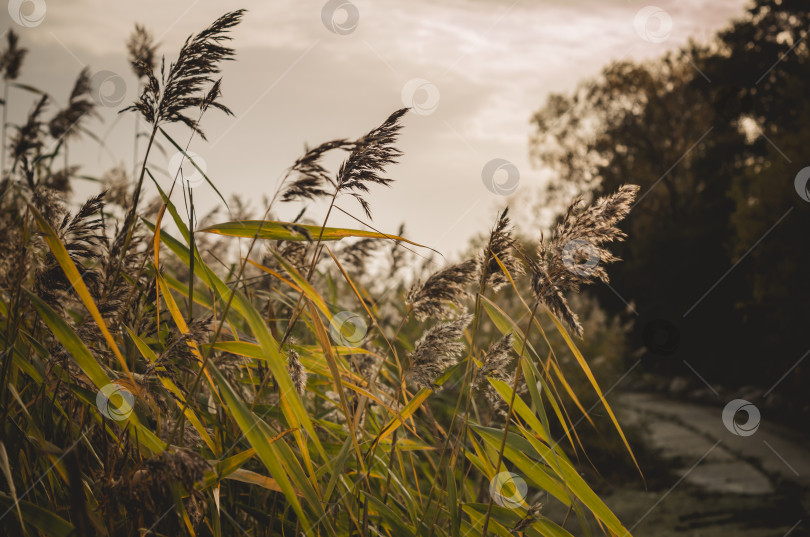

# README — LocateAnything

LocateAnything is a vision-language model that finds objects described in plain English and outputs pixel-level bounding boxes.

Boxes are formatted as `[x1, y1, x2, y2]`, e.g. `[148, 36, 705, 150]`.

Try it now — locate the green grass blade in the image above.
[201, 219, 424, 246]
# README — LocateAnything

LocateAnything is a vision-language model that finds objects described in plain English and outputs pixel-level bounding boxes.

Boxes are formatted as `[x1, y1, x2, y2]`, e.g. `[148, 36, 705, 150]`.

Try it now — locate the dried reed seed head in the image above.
[31, 184, 65, 223]
[122, 10, 245, 139]
[338, 108, 409, 219]
[477, 333, 518, 408]
[127, 23, 157, 79]
[389, 223, 407, 277]
[531, 184, 639, 337]
[33, 193, 116, 311]
[47, 166, 77, 193]
[287, 348, 307, 395]
[49, 67, 98, 141]
[351, 347, 381, 381]
[158, 416, 205, 448]
[103, 448, 210, 533]
[280, 108, 408, 219]
[340, 237, 382, 273]
[280, 138, 354, 203]
[101, 165, 131, 207]
[513, 503, 544, 532]
[476, 332, 515, 389]
[483, 208, 524, 291]
[407, 313, 472, 389]
[280, 241, 310, 273]
[1, 30, 28, 81]
[10, 94, 48, 163]
[407, 258, 480, 321]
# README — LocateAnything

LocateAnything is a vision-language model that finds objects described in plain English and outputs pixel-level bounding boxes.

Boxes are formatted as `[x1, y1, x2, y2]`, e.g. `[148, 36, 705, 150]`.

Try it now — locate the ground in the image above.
[542, 392, 810, 536]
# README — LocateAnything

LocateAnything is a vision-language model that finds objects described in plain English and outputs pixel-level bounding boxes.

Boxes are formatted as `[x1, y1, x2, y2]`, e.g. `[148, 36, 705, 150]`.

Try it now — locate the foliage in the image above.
[0, 14, 641, 537]
[529, 0, 810, 410]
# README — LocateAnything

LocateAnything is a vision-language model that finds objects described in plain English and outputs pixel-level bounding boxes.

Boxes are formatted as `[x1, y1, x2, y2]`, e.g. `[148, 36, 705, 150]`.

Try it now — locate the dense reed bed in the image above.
[0, 11, 640, 537]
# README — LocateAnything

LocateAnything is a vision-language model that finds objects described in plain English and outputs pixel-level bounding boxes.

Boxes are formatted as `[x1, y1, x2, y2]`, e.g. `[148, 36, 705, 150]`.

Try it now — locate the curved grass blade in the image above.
[28, 204, 133, 380]
[209, 365, 309, 528]
[546, 310, 641, 475]
[370, 388, 432, 451]
[0, 492, 74, 537]
[25, 290, 164, 452]
[201, 219, 425, 246]
[126, 326, 216, 453]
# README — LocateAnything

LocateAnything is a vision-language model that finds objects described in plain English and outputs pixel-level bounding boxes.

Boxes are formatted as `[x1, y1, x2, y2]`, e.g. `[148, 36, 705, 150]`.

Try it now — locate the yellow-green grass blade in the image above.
[25, 290, 164, 452]
[469, 424, 571, 508]
[306, 301, 367, 474]
[126, 326, 216, 453]
[0, 492, 75, 537]
[219, 278, 331, 466]
[28, 204, 132, 379]
[201, 219, 425, 246]
[147, 168, 190, 244]
[488, 378, 549, 444]
[155, 272, 218, 397]
[546, 310, 641, 475]
[211, 341, 396, 413]
[473, 423, 631, 536]
[270, 252, 330, 317]
[371, 388, 432, 449]
[462, 505, 514, 537]
[210, 366, 335, 535]
[462, 504, 575, 537]
[480, 295, 577, 450]
[208, 365, 309, 527]
[363, 492, 417, 536]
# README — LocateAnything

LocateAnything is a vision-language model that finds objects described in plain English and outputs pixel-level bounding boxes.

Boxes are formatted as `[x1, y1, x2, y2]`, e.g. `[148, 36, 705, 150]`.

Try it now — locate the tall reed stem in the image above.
[480, 299, 540, 536]
[1, 83, 8, 178]
[107, 125, 157, 290]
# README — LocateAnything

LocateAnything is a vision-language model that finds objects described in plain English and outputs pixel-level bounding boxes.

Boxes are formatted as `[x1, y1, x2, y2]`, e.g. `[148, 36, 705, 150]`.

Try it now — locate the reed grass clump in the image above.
[0, 10, 641, 537]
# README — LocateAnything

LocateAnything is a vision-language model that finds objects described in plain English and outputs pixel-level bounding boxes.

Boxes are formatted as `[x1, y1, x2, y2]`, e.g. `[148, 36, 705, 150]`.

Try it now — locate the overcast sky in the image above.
[3, 0, 749, 258]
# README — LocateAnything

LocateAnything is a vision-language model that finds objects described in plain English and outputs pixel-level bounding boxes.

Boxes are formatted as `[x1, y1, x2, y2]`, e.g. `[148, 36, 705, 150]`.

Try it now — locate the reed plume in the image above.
[34, 193, 106, 307]
[529, 184, 639, 337]
[9, 94, 48, 168]
[280, 108, 409, 218]
[407, 259, 480, 321]
[49, 67, 97, 142]
[482, 208, 523, 291]
[476, 332, 515, 405]
[335, 108, 408, 218]
[280, 139, 354, 202]
[126, 23, 157, 80]
[102, 448, 210, 534]
[123, 9, 244, 139]
[408, 314, 472, 389]
[340, 237, 381, 274]
[1, 30, 27, 81]
[287, 348, 307, 395]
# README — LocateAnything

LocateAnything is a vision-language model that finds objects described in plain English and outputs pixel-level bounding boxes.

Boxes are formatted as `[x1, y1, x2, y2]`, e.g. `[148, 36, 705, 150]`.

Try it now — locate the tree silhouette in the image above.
[530, 0, 810, 413]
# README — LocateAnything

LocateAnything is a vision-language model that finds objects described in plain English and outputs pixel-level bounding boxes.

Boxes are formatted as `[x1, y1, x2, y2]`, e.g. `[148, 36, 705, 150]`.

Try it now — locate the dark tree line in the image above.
[530, 0, 810, 414]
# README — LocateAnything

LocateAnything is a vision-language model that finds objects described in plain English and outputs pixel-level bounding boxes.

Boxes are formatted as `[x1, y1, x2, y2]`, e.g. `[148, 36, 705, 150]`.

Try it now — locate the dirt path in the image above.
[600, 392, 810, 536]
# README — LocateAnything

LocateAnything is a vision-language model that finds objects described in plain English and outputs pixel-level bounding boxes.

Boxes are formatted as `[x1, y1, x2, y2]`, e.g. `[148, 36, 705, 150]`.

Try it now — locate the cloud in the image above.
[6, 0, 748, 254]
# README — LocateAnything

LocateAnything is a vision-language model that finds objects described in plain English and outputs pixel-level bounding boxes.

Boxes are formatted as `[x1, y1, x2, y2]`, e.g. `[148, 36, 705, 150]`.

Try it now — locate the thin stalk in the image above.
[187, 181, 195, 322]
[107, 125, 157, 292]
[278, 189, 340, 343]
[250, 188, 340, 410]
[169, 197, 281, 445]
[422, 244, 494, 536]
[480, 299, 541, 536]
[132, 81, 141, 180]
[1, 82, 8, 178]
